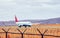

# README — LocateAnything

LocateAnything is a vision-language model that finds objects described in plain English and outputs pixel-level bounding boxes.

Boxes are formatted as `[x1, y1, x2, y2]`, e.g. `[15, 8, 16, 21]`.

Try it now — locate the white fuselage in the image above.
[16, 22, 32, 26]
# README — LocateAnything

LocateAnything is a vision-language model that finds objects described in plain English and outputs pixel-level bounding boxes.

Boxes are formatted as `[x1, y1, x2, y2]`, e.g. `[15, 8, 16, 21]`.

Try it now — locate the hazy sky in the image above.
[0, 0, 60, 21]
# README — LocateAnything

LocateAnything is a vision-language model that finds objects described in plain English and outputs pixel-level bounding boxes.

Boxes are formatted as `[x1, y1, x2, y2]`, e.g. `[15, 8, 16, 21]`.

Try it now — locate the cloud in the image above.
[0, 0, 15, 2]
[0, 0, 60, 20]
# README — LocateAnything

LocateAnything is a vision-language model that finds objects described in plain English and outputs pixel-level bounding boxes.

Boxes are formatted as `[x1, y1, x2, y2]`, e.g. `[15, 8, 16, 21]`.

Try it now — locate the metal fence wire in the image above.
[0, 28, 60, 38]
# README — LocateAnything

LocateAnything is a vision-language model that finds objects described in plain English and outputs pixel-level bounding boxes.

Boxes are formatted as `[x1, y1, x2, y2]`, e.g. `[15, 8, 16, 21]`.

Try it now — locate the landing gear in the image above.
[23, 25, 31, 28]
[19, 26, 21, 27]
[28, 25, 31, 27]
[25, 26, 27, 28]
[18, 25, 31, 28]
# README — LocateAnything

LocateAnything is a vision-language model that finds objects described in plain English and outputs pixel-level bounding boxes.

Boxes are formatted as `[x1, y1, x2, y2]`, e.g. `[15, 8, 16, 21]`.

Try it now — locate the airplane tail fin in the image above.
[15, 16, 19, 22]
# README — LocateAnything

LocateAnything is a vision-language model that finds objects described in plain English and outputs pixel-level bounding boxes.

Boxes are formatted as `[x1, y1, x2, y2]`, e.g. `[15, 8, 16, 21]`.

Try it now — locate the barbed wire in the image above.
[0, 28, 60, 38]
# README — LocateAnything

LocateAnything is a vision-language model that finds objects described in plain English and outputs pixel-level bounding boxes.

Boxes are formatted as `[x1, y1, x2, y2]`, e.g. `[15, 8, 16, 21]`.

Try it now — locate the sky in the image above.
[0, 0, 60, 21]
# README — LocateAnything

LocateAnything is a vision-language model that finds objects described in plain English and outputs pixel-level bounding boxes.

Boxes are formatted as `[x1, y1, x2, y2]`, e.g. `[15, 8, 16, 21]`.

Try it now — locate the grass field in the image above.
[0, 24, 60, 38]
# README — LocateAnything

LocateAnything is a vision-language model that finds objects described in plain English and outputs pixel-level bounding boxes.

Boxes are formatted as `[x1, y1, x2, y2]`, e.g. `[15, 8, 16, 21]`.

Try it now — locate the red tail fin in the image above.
[15, 16, 18, 22]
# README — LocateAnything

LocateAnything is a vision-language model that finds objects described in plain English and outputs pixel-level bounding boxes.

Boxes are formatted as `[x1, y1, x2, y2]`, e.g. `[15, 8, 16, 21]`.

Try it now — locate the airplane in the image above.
[15, 16, 32, 27]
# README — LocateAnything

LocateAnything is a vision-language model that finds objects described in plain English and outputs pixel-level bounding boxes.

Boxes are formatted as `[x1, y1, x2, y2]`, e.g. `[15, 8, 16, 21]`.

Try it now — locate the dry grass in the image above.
[0, 24, 60, 38]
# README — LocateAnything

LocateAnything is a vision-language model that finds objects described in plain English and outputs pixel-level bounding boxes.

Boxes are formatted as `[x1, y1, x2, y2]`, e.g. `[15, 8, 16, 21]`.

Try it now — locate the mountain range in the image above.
[0, 17, 60, 26]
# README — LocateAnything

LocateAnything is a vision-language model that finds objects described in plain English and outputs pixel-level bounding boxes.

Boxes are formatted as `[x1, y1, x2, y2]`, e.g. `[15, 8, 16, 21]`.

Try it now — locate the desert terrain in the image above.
[0, 24, 60, 38]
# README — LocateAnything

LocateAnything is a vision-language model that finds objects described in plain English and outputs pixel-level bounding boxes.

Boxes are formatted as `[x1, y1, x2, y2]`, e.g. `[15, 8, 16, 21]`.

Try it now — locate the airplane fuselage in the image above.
[16, 22, 32, 27]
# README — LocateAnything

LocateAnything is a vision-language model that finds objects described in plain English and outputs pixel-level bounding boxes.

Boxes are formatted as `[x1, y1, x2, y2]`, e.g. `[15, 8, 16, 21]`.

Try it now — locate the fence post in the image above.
[21, 33, 23, 38]
[17, 28, 27, 38]
[2, 28, 10, 38]
[37, 28, 48, 38]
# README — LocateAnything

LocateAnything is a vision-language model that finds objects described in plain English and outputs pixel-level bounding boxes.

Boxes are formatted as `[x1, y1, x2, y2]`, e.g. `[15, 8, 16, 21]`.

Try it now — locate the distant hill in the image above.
[0, 21, 15, 26]
[20, 17, 60, 24]
[39, 18, 60, 24]
[0, 17, 60, 26]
